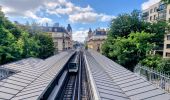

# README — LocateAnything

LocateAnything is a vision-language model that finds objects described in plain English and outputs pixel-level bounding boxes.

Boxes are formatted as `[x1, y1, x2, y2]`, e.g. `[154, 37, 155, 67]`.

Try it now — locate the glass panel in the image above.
[0, 67, 16, 80]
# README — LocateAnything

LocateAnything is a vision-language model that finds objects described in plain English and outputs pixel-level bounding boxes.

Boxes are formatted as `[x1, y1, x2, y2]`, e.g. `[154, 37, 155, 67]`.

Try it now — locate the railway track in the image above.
[61, 74, 77, 100]
[56, 50, 90, 100]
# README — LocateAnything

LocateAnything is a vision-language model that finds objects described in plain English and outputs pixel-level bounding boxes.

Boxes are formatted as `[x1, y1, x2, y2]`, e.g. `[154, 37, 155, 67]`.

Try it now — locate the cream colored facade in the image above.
[142, 2, 170, 58]
[49, 32, 72, 54]
[44, 24, 72, 54]
[142, 3, 159, 23]
[87, 29, 107, 52]
[87, 35, 107, 52]
[163, 34, 170, 58]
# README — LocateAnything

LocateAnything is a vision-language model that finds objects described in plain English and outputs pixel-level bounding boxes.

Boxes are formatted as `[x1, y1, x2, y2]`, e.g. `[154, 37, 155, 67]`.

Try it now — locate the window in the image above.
[166, 52, 170, 57]
[54, 28, 57, 32]
[167, 35, 170, 40]
[49, 28, 52, 32]
[169, 9, 170, 14]
[150, 16, 152, 21]
[159, 4, 166, 11]
[150, 9, 153, 13]
[154, 7, 157, 12]
[154, 15, 156, 20]
[167, 44, 170, 48]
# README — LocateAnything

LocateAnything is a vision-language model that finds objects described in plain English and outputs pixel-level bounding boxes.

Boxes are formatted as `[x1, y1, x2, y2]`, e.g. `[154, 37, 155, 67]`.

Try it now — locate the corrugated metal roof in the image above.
[85, 50, 170, 100]
[0, 51, 73, 100]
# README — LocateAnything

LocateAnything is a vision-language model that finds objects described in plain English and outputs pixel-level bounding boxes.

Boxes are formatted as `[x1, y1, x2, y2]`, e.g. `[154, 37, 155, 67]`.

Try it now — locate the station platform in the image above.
[0, 51, 74, 100]
[84, 50, 170, 100]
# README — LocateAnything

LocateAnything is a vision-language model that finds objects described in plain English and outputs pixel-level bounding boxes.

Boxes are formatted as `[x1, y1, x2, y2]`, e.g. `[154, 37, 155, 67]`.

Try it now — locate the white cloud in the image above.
[69, 12, 98, 23]
[38, 18, 52, 24]
[0, 0, 114, 24]
[44, 0, 113, 23]
[0, 0, 53, 24]
[72, 30, 88, 42]
[25, 11, 39, 19]
[142, 0, 161, 10]
[100, 14, 115, 22]
[69, 12, 114, 24]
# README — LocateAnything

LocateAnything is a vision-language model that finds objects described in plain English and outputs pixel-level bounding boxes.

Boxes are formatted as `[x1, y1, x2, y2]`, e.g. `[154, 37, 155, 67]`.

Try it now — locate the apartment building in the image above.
[43, 24, 72, 54]
[142, 2, 170, 58]
[87, 28, 107, 52]
[142, 3, 159, 22]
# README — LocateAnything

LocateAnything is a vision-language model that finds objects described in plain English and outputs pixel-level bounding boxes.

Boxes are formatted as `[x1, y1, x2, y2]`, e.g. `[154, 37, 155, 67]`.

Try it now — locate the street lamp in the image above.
[62, 32, 65, 51]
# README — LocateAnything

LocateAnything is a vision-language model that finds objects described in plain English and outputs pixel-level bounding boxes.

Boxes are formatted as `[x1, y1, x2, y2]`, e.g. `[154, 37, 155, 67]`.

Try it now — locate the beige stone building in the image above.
[44, 24, 72, 54]
[142, 1, 170, 58]
[87, 28, 107, 52]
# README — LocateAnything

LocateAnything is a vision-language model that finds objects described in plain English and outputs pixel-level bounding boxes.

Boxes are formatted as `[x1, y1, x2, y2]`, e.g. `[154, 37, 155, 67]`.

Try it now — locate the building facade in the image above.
[142, 1, 170, 58]
[43, 24, 72, 53]
[86, 28, 107, 52]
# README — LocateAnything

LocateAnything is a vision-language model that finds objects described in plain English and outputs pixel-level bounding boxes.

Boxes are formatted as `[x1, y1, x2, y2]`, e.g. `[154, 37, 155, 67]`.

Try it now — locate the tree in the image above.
[21, 32, 40, 58]
[149, 21, 168, 44]
[140, 55, 162, 68]
[0, 10, 55, 65]
[0, 26, 16, 64]
[161, 0, 170, 3]
[102, 31, 154, 71]
[108, 10, 146, 38]
[35, 33, 54, 59]
[23, 22, 55, 59]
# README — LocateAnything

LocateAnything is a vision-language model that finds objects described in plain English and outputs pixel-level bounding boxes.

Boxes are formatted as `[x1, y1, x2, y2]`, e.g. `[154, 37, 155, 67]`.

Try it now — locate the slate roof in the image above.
[0, 51, 73, 100]
[84, 50, 170, 100]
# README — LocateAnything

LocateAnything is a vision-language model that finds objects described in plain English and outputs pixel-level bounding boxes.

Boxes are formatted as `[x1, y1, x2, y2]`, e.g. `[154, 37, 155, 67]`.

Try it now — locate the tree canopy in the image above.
[0, 11, 54, 65]
[102, 10, 169, 71]
[102, 31, 154, 71]
[161, 0, 170, 3]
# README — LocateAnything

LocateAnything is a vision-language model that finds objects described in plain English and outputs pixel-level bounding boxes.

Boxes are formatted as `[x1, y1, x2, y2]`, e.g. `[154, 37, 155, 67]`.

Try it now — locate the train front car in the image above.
[68, 53, 79, 73]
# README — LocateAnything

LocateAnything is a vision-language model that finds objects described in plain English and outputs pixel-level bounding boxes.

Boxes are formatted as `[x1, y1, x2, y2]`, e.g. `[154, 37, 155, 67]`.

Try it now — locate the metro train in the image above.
[68, 53, 79, 73]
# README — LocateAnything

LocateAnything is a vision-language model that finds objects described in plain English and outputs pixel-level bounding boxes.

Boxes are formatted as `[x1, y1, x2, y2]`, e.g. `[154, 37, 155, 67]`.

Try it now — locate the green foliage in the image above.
[0, 26, 16, 64]
[102, 9, 170, 72]
[157, 59, 170, 74]
[102, 31, 154, 71]
[108, 10, 145, 38]
[35, 33, 54, 59]
[85, 43, 88, 50]
[141, 55, 170, 74]
[149, 21, 168, 44]
[21, 32, 40, 58]
[0, 10, 54, 65]
[161, 0, 170, 4]
[140, 55, 162, 68]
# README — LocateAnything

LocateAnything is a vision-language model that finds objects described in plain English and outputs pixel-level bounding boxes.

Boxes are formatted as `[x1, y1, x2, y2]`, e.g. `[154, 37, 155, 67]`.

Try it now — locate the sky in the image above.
[0, 0, 161, 42]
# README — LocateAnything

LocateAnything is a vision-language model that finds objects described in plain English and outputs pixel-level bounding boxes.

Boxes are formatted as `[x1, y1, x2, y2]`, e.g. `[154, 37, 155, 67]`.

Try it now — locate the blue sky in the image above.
[0, 0, 160, 42]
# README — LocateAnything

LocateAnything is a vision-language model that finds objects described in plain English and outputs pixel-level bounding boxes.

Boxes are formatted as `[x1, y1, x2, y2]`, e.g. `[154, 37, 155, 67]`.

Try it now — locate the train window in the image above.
[69, 63, 76, 69]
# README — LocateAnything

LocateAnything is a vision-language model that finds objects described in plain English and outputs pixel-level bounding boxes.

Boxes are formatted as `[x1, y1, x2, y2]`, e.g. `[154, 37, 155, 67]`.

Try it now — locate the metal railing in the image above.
[134, 64, 170, 92]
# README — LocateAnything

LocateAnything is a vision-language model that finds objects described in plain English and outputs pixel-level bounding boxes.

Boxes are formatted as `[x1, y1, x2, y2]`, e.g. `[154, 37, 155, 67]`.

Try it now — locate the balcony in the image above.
[157, 15, 166, 20]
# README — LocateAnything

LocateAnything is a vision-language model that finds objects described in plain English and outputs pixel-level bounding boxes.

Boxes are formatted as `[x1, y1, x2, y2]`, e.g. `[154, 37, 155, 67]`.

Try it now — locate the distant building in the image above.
[86, 28, 107, 52]
[141, 1, 170, 58]
[43, 23, 72, 53]
[67, 24, 72, 35]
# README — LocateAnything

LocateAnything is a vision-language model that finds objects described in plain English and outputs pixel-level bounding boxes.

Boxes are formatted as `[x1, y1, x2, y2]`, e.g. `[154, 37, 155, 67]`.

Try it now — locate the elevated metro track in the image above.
[0, 49, 170, 100]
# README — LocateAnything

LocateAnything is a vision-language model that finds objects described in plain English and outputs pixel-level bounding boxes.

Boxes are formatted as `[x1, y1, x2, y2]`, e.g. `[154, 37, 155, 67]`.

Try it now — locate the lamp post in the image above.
[62, 32, 65, 51]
